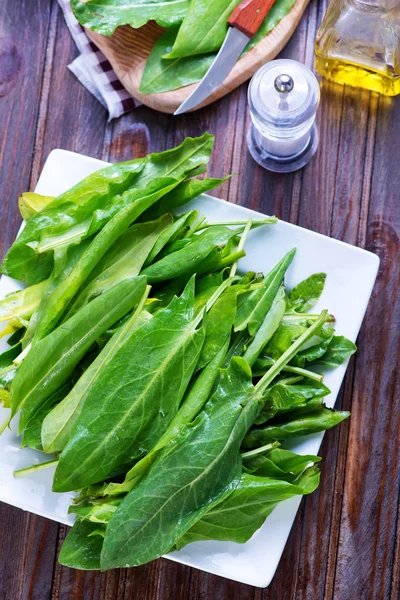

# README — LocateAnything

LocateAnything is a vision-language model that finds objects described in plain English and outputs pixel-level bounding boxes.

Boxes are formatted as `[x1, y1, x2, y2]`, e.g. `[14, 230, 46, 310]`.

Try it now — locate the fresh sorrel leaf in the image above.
[41, 296, 151, 454]
[100, 357, 261, 569]
[72, 0, 189, 35]
[0, 281, 47, 324]
[66, 214, 172, 316]
[18, 192, 54, 221]
[243, 406, 350, 447]
[174, 468, 320, 548]
[243, 286, 286, 367]
[1, 161, 146, 284]
[288, 273, 327, 313]
[165, 0, 241, 59]
[12, 276, 147, 433]
[53, 278, 205, 492]
[21, 381, 73, 451]
[310, 335, 357, 368]
[58, 519, 102, 570]
[234, 249, 295, 335]
[139, 28, 215, 94]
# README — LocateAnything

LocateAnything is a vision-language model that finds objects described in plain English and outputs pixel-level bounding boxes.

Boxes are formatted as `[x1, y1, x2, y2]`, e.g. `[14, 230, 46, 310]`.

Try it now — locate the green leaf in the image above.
[1, 161, 146, 284]
[21, 381, 73, 451]
[89, 340, 230, 498]
[100, 356, 261, 569]
[174, 468, 320, 548]
[311, 335, 357, 368]
[296, 332, 334, 363]
[71, 0, 189, 35]
[243, 406, 350, 448]
[142, 225, 239, 284]
[143, 212, 194, 266]
[53, 278, 205, 492]
[243, 286, 286, 367]
[234, 249, 295, 336]
[41, 299, 151, 454]
[165, 0, 241, 59]
[255, 379, 331, 424]
[59, 519, 103, 570]
[195, 286, 237, 370]
[243, 447, 321, 481]
[0, 281, 47, 324]
[139, 0, 297, 94]
[66, 214, 172, 316]
[18, 192, 54, 221]
[11, 276, 147, 433]
[138, 176, 229, 222]
[288, 273, 327, 313]
[139, 28, 215, 94]
[2, 135, 215, 285]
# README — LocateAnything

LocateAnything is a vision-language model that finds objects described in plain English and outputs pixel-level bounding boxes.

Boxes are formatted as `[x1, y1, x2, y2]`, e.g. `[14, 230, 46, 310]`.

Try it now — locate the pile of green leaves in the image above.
[0, 134, 356, 571]
[70, 0, 297, 94]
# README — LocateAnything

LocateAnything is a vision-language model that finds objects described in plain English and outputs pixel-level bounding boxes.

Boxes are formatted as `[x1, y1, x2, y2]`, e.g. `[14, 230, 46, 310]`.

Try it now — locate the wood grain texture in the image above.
[0, 0, 399, 598]
[85, 0, 311, 113]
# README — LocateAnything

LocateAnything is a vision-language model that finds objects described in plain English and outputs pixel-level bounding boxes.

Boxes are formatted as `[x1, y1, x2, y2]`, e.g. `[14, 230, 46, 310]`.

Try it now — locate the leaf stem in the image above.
[255, 311, 329, 395]
[283, 313, 335, 323]
[282, 365, 324, 382]
[241, 441, 280, 459]
[230, 218, 252, 278]
[13, 342, 31, 366]
[192, 276, 239, 329]
[198, 217, 277, 230]
[0, 412, 11, 436]
[14, 458, 59, 478]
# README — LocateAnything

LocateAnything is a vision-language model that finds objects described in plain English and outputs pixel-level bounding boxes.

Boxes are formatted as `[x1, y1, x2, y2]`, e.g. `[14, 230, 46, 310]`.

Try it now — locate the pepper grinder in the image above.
[247, 59, 320, 173]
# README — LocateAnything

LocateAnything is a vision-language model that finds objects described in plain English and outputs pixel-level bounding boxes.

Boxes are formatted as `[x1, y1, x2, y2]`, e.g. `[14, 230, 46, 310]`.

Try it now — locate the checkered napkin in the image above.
[57, 0, 138, 119]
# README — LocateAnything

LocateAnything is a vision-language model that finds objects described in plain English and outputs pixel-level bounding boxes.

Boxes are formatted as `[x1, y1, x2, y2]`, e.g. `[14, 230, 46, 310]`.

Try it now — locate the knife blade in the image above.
[174, 0, 277, 115]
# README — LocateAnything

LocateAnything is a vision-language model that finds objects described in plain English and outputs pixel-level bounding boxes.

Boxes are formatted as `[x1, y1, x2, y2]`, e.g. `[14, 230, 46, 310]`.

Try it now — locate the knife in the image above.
[174, 0, 278, 115]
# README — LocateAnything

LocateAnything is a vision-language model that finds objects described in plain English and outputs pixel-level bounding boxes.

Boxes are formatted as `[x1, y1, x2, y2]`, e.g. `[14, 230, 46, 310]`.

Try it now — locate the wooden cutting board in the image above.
[86, 0, 310, 114]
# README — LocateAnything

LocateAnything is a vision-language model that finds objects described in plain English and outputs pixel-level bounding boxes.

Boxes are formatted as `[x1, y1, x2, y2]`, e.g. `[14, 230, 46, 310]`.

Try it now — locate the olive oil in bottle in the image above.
[315, 0, 400, 96]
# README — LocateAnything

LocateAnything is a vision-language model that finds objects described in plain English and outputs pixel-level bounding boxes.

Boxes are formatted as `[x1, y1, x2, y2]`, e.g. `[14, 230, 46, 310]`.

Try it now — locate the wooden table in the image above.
[0, 1, 399, 599]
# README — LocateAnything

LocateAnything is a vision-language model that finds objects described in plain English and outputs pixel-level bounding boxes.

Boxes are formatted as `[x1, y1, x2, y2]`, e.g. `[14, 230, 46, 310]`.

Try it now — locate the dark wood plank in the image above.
[0, 1, 57, 598]
[331, 93, 400, 600]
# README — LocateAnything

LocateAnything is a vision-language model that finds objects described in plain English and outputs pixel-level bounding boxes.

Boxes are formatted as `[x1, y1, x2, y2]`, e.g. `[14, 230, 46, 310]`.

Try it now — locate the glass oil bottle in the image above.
[315, 0, 400, 96]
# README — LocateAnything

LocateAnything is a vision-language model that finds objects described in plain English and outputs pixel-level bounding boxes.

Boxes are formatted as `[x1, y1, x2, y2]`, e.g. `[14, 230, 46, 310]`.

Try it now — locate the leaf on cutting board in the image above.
[140, 0, 298, 94]
[164, 0, 241, 59]
[140, 28, 216, 94]
[53, 277, 205, 493]
[71, 0, 190, 36]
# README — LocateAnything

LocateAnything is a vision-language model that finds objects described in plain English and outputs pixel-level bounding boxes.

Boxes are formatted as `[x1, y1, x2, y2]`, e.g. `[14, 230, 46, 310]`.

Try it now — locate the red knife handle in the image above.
[228, 0, 277, 38]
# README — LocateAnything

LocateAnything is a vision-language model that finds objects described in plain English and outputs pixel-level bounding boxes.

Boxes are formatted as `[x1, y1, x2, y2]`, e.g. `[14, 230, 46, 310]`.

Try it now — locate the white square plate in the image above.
[0, 150, 379, 587]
